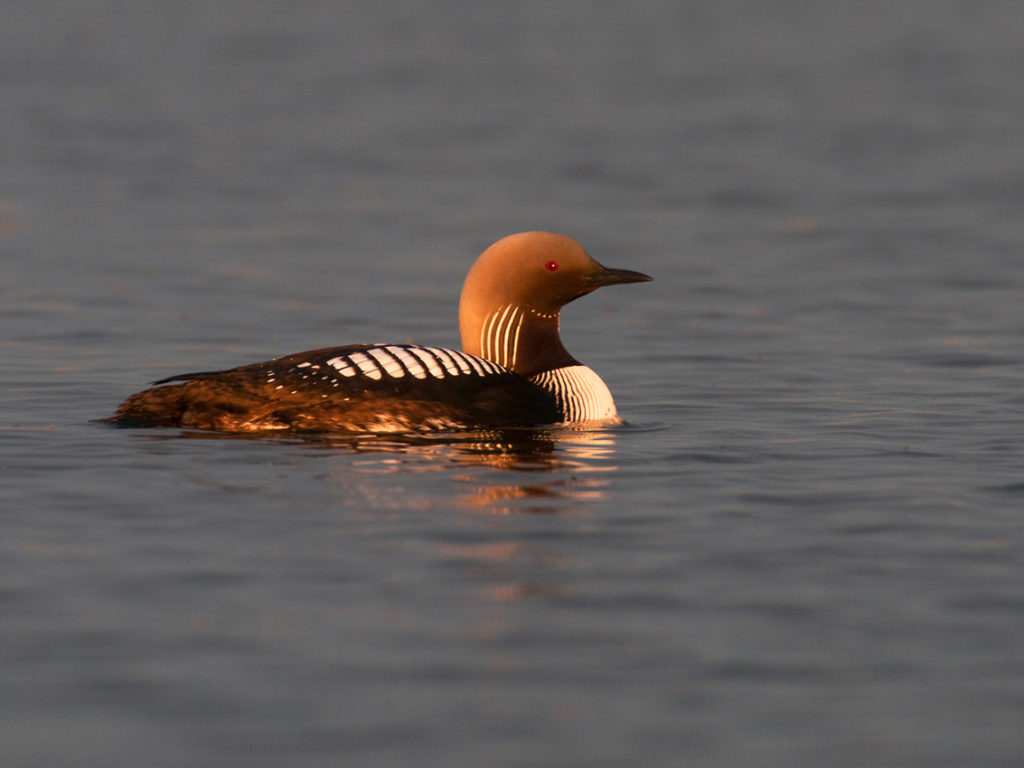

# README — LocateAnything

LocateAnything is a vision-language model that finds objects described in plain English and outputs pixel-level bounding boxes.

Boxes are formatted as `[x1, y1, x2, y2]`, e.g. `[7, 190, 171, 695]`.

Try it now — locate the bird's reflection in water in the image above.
[145, 426, 625, 606]
[322, 427, 620, 512]
[301, 429, 623, 608]
[300, 430, 619, 615]
[302, 426, 617, 468]
[156, 424, 621, 514]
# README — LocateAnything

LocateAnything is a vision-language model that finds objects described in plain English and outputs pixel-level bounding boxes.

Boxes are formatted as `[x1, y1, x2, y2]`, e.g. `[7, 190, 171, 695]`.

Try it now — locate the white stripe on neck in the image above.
[530, 365, 619, 424]
[480, 304, 524, 370]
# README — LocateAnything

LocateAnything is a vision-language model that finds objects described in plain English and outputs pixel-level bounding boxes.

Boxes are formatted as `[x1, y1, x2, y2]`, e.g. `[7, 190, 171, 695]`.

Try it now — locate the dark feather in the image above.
[108, 344, 559, 433]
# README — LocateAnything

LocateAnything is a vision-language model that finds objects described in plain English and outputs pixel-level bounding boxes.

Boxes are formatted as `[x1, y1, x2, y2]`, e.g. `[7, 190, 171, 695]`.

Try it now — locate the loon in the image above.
[108, 231, 651, 433]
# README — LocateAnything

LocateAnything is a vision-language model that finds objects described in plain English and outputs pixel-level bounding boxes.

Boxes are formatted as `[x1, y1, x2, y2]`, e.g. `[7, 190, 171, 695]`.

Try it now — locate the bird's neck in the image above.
[460, 303, 578, 378]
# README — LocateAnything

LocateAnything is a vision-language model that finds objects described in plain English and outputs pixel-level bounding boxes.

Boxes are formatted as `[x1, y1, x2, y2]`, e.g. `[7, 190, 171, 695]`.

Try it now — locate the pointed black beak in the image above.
[584, 264, 653, 288]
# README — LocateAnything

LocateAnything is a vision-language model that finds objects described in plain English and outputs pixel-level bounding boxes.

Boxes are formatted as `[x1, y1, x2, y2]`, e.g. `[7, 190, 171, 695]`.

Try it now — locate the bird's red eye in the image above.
[545, 261, 559, 272]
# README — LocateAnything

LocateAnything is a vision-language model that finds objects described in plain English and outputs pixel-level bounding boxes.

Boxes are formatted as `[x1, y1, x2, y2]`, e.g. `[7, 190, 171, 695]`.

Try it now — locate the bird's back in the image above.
[108, 344, 559, 432]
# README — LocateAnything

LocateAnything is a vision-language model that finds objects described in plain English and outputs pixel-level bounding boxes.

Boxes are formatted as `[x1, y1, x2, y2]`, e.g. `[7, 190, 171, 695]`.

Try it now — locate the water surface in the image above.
[3, 2, 1024, 766]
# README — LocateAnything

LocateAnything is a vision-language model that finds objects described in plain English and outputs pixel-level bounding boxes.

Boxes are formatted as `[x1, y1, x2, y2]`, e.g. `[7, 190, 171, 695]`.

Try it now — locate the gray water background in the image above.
[3, 2, 1024, 766]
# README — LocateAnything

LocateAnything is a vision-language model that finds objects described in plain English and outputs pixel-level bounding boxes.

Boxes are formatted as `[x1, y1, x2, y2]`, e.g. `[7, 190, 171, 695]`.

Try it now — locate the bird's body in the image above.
[108, 232, 650, 433]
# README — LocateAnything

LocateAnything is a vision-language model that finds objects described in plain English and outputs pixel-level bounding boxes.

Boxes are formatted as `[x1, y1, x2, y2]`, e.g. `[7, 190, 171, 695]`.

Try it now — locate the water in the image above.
[4, 2, 1024, 766]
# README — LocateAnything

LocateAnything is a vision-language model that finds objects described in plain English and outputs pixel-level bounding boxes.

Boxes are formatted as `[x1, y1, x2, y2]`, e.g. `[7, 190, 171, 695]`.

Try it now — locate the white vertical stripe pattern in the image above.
[479, 304, 524, 369]
[384, 346, 424, 378]
[367, 347, 406, 378]
[445, 350, 474, 374]
[321, 346, 509, 383]
[430, 348, 462, 375]
[530, 365, 618, 423]
[463, 354, 489, 376]
[347, 351, 382, 380]
[327, 356, 358, 377]
[408, 347, 446, 378]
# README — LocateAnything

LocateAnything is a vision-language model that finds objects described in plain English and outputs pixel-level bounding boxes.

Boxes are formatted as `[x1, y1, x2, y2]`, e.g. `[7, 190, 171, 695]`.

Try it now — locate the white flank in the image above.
[530, 365, 618, 423]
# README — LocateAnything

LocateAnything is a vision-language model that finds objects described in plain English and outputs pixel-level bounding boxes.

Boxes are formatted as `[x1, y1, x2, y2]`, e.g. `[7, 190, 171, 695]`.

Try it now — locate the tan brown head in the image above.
[458, 232, 651, 377]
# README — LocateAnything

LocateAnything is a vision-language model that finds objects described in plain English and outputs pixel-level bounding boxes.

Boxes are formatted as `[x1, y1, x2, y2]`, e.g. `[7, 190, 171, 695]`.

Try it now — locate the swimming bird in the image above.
[108, 231, 651, 433]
